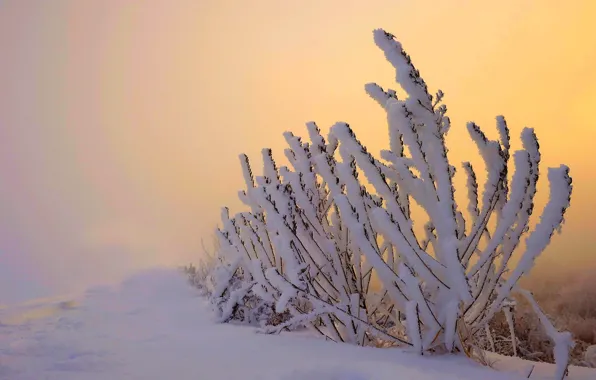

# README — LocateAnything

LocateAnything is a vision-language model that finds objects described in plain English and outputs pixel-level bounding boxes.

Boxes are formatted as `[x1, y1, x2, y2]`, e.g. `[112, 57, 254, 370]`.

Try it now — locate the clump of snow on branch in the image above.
[207, 28, 575, 376]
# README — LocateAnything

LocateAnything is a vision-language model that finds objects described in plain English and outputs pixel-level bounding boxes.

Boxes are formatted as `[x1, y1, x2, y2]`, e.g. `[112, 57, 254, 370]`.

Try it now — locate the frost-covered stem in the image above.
[503, 304, 517, 356]
[374, 30, 472, 305]
[518, 289, 574, 380]
[405, 301, 423, 353]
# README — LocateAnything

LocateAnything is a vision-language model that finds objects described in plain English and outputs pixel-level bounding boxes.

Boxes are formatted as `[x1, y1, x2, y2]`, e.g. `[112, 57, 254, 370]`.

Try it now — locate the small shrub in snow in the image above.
[183, 263, 211, 296]
[183, 238, 219, 296]
[208, 28, 575, 378]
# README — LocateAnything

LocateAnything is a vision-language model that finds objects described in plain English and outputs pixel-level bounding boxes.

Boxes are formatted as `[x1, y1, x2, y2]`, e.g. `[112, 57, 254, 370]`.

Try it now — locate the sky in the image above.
[0, 0, 595, 304]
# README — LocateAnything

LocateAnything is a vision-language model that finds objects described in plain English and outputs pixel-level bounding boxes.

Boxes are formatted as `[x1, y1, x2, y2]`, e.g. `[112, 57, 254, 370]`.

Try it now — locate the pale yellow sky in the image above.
[0, 1, 594, 302]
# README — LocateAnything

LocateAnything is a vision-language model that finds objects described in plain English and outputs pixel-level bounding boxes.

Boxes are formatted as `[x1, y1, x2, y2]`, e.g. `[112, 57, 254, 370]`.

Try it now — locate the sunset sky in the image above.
[0, 0, 594, 304]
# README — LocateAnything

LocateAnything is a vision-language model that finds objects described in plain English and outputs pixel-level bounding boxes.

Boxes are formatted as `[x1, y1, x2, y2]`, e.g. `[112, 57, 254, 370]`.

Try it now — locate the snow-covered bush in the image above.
[209, 28, 574, 377]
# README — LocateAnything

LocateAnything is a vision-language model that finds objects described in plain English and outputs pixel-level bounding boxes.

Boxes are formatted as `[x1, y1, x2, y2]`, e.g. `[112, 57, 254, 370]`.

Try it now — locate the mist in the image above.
[1, 0, 594, 304]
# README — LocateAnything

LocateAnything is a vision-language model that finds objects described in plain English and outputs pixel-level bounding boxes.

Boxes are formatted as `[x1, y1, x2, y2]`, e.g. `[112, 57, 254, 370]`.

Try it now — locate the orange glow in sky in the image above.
[0, 1, 594, 303]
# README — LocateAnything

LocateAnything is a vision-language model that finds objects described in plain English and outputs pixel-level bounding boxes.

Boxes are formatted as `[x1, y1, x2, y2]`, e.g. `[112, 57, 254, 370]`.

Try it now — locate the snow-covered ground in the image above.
[0, 269, 593, 380]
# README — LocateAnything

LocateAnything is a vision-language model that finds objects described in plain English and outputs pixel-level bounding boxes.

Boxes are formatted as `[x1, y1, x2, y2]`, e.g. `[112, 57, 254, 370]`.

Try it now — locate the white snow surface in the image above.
[0, 268, 593, 380]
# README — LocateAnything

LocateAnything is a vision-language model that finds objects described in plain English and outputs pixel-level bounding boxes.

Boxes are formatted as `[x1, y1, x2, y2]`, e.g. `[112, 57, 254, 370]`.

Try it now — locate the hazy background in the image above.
[0, 0, 594, 304]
